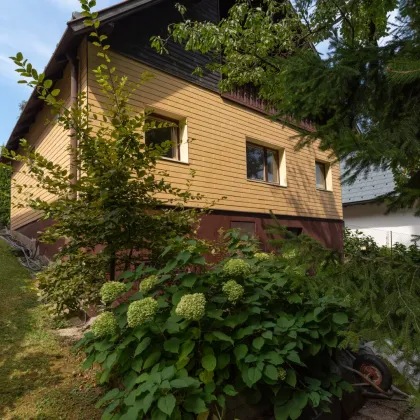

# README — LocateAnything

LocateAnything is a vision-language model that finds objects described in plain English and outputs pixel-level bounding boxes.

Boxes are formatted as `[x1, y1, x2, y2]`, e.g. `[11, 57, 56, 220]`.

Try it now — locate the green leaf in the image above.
[201, 355, 217, 371]
[285, 369, 297, 387]
[212, 331, 234, 345]
[262, 330, 273, 340]
[277, 317, 295, 330]
[183, 395, 207, 414]
[161, 259, 178, 274]
[247, 366, 262, 385]
[332, 312, 349, 325]
[224, 313, 248, 328]
[51, 89, 60, 97]
[43, 79, 53, 89]
[207, 309, 224, 320]
[252, 337, 265, 350]
[158, 394, 176, 416]
[96, 388, 120, 407]
[164, 337, 181, 353]
[132, 357, 143, 373]
[134, 337, 151, 357]
[143, 352, 161, 369]
[324, 334, 338, 348]
[161, 365, 176, 381]
[170, 377, 199, 388]
[286, 351, 301, 364]
[309, 343, 322, 356]
[263, 351, 283, 365]
[223, 384, 238, 396]
[264, 364, 278, 381]
[233, 344, 248, 361]
[179, 340, 195, 359]
[182, 273, 197, 287]
[217, 353, 230, 370]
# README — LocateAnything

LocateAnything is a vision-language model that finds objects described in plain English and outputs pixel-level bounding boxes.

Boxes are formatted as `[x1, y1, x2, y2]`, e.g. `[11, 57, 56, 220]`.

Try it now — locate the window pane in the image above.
[267, 149, 279, 183]
[145, 118, 178, 159]
[231, 221, 256, 236]
[316, 162, 326, 189]
[247, 144, 264, 181]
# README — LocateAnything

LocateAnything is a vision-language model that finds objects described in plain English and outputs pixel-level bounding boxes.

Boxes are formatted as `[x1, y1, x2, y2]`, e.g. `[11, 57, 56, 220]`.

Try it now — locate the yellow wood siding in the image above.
[10, 40, 88, 230]
[87, 45, 343, 220]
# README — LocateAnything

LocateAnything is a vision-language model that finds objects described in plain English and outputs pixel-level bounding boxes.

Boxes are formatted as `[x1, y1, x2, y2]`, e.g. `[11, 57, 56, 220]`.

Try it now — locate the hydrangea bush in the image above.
[77, 232, 352, 420]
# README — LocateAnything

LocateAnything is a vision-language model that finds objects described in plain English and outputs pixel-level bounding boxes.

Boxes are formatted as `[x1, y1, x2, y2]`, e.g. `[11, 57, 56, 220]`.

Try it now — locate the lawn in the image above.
[0, 239, 103, 419]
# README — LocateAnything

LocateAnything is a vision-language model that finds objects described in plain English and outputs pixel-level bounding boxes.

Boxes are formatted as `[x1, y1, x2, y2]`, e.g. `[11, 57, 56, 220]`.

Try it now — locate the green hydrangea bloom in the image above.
[282, 248, 298, 260]
[222, 259, 252, 277]
[222, 280, 244, 303]
[278, 367, 287, 381]
[91, 312, 118, 337]
[139, 275, 158, 294]
[100, 282, 126, 304]
[254, 252, 271, 261]
[127, 297, 158, 328]
[175, 293, 206, 321]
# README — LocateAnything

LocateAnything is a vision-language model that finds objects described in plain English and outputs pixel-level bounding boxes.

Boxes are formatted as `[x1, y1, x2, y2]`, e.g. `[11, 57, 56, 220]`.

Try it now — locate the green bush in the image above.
[0, 164, 11, 227]
[37, 251, 108, 314]
[77, 233, 351, 420]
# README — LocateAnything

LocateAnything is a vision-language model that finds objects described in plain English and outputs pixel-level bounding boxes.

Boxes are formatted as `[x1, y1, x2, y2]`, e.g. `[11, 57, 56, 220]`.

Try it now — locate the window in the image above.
[145, 114, 180, 160]
[315, 161, 327, 190]
[246, 142, 279, 184]
[231, 221, 256, 236]
[286, 227, 303, 237]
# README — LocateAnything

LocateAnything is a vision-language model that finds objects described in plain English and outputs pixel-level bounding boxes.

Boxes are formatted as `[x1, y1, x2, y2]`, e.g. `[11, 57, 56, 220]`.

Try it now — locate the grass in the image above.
[0, 239, 103, 419]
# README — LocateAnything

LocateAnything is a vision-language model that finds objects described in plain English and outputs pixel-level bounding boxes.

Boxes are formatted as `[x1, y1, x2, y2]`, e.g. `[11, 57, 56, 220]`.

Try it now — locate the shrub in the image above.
[37, 251, 108, 314]
[77, 234, 351, 420]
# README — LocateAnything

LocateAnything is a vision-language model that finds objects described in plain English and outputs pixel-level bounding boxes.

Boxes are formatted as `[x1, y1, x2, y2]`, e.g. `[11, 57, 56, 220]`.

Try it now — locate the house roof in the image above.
[4, 0, 164, 154]
[341, 163, 395, 205]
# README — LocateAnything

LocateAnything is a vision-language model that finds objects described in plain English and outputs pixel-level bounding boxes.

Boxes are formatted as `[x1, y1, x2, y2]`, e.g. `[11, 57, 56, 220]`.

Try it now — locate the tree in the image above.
[1, 0, 209, 314]
[152, 0, 420, 213]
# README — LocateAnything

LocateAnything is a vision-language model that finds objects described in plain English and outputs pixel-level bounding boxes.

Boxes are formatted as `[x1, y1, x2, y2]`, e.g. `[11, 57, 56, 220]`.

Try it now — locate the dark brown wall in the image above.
[198, 210, 344, 251]
[16, 218, 63, 259]
[17, 211, 343, 260]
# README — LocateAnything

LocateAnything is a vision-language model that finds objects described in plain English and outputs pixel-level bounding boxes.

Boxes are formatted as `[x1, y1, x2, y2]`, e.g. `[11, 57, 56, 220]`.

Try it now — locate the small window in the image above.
[145, 114, 180, 160]
[246, 142, 279, 184]
[231, 221, 256, 236]
[286, 227, 303, 237]
[315, 161, 327, 190]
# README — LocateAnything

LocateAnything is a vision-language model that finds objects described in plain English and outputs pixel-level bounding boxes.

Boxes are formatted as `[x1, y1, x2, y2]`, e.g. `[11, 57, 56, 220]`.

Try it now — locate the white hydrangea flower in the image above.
[254, 252, 271, 261]
[91, 312, 118, 337]
[100, 282, 126, 304]
[139, 275, 158, 294]
[222, 280, 244, 303]
[127, 297, 158, 328]
[222, 259, 252, 277]
[175, 293, 206, 321]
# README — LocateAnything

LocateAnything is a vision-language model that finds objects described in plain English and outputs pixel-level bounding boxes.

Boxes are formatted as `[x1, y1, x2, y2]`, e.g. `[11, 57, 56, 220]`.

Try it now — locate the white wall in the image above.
[344, 202, 420, 246]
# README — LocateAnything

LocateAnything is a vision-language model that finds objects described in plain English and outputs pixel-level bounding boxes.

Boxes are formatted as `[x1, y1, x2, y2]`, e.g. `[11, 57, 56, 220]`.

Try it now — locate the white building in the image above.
[342, 167, 420, 247]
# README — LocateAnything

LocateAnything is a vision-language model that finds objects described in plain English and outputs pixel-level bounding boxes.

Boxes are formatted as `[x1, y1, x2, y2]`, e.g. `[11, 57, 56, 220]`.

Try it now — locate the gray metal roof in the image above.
[341, 163, 395, 205]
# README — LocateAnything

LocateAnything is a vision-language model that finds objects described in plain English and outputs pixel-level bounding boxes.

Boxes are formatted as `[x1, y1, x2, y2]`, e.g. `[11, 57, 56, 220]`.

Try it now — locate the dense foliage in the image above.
[77, 232, 352, 420]
[152, 0, 420, 214]
[0, 163, 11, 227]
[1, 0, 212, 315]
[341, 229, 420, 359]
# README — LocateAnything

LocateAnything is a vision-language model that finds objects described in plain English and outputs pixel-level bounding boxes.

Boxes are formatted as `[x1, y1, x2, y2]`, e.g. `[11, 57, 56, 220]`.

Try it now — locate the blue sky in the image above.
[0, 0, 119, 146]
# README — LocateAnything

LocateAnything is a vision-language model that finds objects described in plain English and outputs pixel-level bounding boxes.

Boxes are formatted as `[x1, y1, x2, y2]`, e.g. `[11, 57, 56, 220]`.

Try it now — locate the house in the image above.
[342, 166, 420, 246]
[4, 0, 344, 257]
